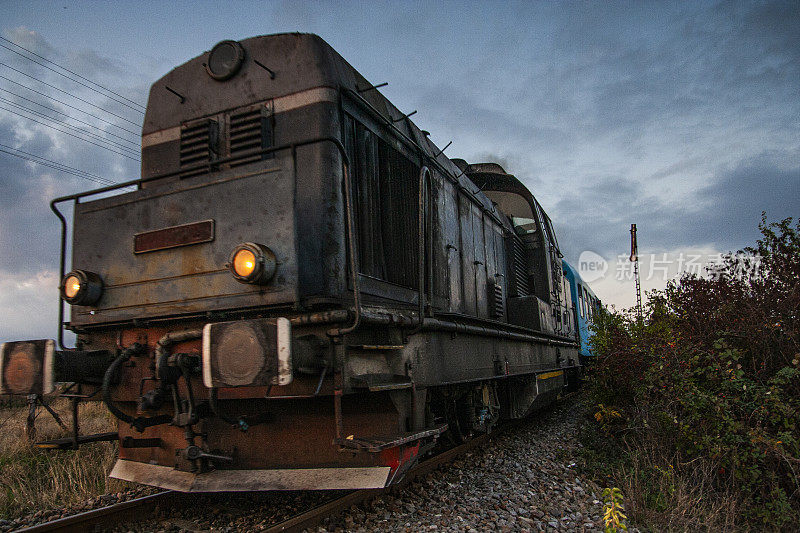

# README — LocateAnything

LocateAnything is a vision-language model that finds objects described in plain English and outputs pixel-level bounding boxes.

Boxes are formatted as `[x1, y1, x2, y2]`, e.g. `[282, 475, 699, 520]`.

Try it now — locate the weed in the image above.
[0, 399, 138, 519]
[583, 216, 800, 531]
[602, 487, 628, 532]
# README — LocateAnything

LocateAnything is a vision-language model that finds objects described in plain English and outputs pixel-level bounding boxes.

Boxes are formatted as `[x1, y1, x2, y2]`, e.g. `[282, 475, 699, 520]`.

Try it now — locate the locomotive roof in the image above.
[143, 33, 505, 225]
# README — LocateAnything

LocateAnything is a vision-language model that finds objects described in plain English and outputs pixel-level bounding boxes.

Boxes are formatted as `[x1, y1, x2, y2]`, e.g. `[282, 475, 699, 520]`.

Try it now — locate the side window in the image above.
[343, 113, 420, 289]
[586, 289, 592, 323]
[583, 287, 589, 320]
[579, 285, 585, 319]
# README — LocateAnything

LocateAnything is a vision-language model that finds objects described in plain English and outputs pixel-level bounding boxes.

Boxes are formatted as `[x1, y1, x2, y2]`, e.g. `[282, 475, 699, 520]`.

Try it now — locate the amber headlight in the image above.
[61, 270, 103, 306]
[229, 243, 276, 284]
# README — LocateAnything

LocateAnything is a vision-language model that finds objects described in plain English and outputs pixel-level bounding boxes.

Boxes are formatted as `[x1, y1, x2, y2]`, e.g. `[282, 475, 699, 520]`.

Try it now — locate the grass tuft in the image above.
[0, 397, 136, 519]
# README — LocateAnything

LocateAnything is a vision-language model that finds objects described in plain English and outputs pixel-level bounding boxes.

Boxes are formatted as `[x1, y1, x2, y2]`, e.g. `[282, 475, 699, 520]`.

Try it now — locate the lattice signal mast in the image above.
[630, 224, 642, 319]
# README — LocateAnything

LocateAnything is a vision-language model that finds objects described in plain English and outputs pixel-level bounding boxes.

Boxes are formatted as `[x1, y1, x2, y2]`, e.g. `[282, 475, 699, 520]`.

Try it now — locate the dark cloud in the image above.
[691, 151, 800, 244]
[0, 29, 141, 277]
[398, 1, 800, 269]
[555, 150, 800, 266]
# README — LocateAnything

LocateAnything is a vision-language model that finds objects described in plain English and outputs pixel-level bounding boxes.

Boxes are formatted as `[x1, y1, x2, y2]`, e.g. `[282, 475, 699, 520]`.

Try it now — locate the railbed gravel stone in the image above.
[320, 395, 609, 532]
[0, 485, 158, 532]
[9, 394, 618, 532]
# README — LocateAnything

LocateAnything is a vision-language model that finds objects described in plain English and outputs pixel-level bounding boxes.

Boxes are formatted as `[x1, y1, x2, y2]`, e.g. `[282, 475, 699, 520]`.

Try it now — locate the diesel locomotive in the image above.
[0, 34, 588, 492]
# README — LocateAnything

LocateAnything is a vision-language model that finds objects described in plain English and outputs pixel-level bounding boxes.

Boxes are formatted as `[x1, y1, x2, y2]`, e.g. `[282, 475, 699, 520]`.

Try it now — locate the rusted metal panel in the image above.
[458, 192, 476, 316]
[133, 219, 214, 254]
[70, 160, 297, 326]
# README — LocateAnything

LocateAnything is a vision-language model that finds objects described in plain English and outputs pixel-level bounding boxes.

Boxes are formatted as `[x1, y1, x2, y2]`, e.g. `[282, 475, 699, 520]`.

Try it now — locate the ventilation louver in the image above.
[511, 236, 531, 297]
[229, 107, 271, 168]
[179, 120, 217, 178]
[488, 278, 505, 319]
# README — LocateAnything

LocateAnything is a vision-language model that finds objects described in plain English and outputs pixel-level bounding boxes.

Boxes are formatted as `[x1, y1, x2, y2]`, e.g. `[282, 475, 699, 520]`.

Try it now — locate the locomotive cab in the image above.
[458, 162, 571, 337]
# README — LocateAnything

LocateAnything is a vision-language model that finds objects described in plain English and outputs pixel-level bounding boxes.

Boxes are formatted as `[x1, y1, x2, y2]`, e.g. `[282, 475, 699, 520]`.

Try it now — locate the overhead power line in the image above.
[0, 97, 140, 153]
[0, 41, 145, 114]
[0, 36, 145, 111]
[0, 62, 142, 127]
[0, 74, 140, 136]
[0, 87, 139, 144]
[0, 142, 118, 186]
[0, 104, 140, 161]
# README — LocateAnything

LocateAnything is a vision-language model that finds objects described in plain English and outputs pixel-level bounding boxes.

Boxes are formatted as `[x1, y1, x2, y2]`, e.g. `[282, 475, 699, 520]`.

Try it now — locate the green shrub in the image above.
[584, 215, 800, 531]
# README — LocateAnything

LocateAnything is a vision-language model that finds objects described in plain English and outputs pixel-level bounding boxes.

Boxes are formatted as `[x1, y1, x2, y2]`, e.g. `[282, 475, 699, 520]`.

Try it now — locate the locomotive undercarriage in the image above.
[43, 307, 577, 491]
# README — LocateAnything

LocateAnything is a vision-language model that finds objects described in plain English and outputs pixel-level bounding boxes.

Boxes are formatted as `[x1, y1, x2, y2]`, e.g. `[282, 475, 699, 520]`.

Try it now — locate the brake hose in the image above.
[102, 343, 172, 432]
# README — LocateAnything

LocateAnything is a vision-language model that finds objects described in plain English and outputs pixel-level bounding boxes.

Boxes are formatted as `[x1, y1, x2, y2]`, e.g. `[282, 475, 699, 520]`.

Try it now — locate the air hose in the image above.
[102, 343, 172, 433]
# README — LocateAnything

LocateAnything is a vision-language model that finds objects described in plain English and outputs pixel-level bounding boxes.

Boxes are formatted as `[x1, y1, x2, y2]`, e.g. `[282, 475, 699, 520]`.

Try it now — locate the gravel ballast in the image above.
[320, 396, 608, 532]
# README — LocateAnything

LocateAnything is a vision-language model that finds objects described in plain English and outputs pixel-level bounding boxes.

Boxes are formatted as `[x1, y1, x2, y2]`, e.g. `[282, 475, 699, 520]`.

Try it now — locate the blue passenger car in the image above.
[562, 260, 601, 362]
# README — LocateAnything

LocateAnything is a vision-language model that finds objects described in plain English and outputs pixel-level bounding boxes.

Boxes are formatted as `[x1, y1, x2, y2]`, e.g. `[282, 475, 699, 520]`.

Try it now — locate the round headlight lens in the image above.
[233, 249, 257, 278]
[63, 275, 82, 299]
[61, 270, 103, 306]
[205, 40, 245, 81]
[228, 243, 276, 285]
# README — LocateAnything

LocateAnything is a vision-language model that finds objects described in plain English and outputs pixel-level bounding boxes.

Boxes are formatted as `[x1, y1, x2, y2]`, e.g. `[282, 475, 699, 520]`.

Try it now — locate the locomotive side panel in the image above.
[471, 204, 489, 319]
[458, 192, 478, 316]
[437, 175, 463, 313]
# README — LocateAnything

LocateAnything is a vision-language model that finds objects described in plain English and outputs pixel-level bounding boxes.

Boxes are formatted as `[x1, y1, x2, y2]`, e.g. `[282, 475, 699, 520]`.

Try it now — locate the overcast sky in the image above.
[0, 0, 798, 342]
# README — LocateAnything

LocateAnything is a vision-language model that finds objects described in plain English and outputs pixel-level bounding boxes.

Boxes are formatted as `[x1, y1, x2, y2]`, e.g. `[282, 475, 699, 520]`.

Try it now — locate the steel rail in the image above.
[10, 436, 487, 533]
[15, 491, 179, 533]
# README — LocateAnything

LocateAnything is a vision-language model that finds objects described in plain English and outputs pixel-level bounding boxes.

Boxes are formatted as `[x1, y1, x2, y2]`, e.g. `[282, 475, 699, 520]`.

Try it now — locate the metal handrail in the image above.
[410, 166, 431, 335]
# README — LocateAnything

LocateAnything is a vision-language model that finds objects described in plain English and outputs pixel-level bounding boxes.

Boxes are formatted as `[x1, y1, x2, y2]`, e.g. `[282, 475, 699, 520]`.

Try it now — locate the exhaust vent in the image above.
[488, 278, 505, 319]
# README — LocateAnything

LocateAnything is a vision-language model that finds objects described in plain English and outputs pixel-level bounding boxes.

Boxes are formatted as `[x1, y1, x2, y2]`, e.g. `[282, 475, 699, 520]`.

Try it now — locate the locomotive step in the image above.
[335, 423, 448, 452]
[350, 373, 413, 392]
[35, 431, 119, 449]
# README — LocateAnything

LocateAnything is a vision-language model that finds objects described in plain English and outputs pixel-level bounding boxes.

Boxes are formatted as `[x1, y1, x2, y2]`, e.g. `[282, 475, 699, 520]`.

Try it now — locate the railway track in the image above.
[16, 425, 499, 533]
[15, 491, 180, 533]
[265, 431, 494, 533]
